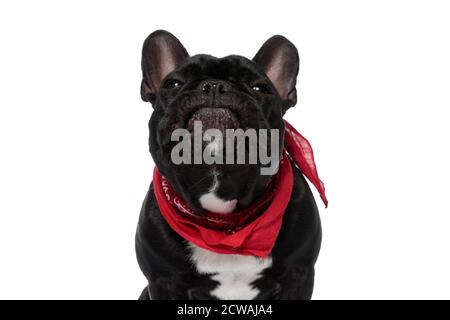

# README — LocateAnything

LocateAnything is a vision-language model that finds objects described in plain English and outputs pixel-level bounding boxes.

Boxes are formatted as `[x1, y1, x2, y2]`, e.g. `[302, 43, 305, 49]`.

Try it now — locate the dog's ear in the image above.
[253, 35, 299, 112]
[141, 30, 189, 103]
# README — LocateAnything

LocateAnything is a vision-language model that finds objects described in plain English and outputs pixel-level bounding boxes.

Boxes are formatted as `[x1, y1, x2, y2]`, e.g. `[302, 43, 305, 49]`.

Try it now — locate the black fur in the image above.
[135, 30, 322, 299]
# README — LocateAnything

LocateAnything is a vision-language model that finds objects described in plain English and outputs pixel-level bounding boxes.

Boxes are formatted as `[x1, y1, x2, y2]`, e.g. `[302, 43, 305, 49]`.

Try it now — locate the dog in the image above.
[135, 30, 325, 300]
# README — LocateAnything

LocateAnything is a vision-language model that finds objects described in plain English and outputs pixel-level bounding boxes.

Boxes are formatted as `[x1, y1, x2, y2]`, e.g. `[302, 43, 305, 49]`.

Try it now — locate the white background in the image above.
[0, 0, 449, 299]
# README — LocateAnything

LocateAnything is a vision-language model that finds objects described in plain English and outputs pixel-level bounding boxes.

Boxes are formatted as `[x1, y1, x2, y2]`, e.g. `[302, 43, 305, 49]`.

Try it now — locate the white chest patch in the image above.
[188, 243, 273, 300]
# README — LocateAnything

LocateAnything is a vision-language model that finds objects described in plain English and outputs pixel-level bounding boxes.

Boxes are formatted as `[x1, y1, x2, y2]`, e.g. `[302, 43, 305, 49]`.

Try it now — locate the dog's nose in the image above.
[201, 80, 228, 95]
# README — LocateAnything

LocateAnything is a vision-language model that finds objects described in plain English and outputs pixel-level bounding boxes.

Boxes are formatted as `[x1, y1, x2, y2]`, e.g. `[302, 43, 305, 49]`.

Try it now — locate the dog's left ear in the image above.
[141, 30, 189, 103]
[253, 35, 299, 112]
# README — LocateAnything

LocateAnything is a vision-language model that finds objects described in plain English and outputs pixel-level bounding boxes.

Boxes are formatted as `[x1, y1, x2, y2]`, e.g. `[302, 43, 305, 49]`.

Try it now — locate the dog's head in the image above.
[141, 30, 299, 213]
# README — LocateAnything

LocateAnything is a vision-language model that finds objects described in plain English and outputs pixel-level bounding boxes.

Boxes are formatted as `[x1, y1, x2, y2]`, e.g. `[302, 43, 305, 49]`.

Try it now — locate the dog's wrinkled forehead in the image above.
[170, 54, 265, 82]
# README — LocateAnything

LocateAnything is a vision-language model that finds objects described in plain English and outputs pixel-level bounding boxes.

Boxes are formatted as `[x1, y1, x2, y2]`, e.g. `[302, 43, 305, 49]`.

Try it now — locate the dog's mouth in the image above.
[186, 107, 240, 133]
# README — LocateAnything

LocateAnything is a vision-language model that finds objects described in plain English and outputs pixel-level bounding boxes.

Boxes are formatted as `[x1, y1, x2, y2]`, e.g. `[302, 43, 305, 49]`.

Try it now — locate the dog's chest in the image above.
[188, 243, 272, 300]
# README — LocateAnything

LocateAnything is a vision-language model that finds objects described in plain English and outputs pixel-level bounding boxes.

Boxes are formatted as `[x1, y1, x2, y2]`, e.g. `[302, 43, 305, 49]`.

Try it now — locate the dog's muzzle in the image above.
[186, 107, 240, 133]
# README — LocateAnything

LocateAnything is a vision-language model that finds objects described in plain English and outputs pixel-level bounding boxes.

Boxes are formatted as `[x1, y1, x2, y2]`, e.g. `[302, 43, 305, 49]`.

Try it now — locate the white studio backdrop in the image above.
[0, 0, 449, 299]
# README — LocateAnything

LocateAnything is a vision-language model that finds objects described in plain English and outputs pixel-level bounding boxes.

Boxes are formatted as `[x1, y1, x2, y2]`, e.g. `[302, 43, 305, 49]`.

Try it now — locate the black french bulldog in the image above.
[135, 30, 321, 300]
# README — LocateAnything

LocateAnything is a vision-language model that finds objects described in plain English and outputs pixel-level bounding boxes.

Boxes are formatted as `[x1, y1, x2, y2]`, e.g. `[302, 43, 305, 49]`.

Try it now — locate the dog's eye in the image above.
[251, 84, 272, 94]
[163, 79, 183, 89]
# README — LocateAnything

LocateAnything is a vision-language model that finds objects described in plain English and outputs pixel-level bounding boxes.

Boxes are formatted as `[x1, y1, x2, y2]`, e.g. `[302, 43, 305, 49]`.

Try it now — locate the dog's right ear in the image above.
[253, 35, 299, 113]
[141, 30, 189, 103]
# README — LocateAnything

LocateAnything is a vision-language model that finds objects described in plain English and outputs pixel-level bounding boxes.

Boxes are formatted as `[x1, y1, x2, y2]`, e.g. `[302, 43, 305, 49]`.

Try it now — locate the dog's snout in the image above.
[201, 80, 228, 96]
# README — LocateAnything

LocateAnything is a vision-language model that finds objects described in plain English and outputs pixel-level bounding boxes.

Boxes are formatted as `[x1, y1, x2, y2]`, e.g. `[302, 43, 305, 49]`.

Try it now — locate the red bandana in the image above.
[153, 120, 327, 257]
